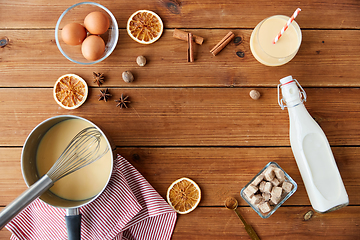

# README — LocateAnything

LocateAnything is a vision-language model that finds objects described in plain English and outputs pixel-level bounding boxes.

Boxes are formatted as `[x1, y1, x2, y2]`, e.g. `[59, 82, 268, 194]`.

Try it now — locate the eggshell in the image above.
[84, 11, 110, 35]
[81, 35, 105, 61]
[61, 23, 87, 45]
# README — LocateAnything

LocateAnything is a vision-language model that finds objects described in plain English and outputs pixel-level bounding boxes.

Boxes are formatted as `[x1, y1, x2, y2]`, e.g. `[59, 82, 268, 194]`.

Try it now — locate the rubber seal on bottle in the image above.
[277, 78, 307, 110]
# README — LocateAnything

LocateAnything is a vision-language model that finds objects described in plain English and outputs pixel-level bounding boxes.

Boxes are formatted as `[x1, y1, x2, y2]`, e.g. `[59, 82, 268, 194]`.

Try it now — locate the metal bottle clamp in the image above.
[277, 78, 307, 110]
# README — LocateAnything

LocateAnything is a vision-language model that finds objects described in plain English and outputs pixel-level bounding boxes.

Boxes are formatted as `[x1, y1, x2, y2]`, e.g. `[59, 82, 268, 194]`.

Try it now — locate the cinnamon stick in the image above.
[173, 28, 204, 45]
[187, 33, 194, 62]
[210, 31, 235, 56]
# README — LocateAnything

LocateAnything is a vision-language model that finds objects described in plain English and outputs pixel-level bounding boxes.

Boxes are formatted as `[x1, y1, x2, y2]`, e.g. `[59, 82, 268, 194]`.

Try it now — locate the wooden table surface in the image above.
[1, 0, 360, 239]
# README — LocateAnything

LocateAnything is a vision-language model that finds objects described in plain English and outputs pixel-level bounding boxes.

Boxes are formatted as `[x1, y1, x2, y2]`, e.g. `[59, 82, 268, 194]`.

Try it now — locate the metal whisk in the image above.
[0, 127, 109, 229]
[48, 127, 108, 181]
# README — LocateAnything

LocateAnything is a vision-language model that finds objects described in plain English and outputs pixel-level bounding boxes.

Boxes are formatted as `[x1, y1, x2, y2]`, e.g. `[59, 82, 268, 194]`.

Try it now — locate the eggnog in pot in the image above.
[250, 15, 302, 66]
[36, 118, 112, 201]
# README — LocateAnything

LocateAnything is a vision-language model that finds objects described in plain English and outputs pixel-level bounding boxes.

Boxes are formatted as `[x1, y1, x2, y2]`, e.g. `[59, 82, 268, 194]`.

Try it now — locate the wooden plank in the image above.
[0, 225, 11, 239]
[1, 147, 358, 206]
[120, 147, 358, 206]
[0, 87, 359, 147]
[1, 29, 360, 87]
[1, 206, 359, 239]
[0, 148, 25, 205]
[171, 206, 360, 239]
[0, 0, 359, 29]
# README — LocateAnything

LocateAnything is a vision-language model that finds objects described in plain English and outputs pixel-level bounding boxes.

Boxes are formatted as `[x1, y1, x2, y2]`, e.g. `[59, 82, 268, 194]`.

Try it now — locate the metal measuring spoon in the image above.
[225, 197, 260, 240]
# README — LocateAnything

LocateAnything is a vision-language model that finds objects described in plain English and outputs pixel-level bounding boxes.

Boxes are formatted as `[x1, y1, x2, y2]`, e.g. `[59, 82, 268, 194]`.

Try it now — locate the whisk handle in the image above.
[0, 174, 53, 229]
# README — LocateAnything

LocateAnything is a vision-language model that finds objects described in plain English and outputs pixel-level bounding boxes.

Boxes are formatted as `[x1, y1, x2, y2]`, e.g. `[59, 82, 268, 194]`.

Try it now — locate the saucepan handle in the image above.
[65, 208, 81, 240]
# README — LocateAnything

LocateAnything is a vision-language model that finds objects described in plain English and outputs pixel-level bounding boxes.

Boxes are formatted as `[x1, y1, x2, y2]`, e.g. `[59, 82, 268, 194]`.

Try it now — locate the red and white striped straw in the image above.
[273, 8, 301, 44]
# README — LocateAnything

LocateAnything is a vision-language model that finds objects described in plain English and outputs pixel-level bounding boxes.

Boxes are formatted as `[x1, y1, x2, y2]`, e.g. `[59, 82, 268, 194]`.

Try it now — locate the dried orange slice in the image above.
[53, 74, 88, 109]
[127, 10, 163, 44]
[167, 177, 201, 214]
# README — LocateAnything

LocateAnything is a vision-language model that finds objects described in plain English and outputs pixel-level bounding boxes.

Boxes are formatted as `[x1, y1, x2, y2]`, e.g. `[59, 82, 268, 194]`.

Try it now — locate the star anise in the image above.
[115, 94, 130, 109]
[93, 72, 105, 87]
[98, 88, 112, 102]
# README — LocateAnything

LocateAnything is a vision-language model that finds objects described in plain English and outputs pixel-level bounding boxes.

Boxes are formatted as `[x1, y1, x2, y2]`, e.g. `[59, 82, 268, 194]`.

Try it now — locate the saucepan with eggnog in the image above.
[0, 115, 114, 239]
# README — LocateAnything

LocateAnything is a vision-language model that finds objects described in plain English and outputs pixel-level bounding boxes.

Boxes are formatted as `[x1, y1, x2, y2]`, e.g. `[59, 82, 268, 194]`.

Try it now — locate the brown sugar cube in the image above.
[262, 192, 271, 202]
[271, 186, 283, 198]
[264, 167, 275, 181]
[274, 168, 286, 182]
[270, 177, 280, 187]
[282, 181, 293, 193]
[270, 196, 281, 205]
[270, 186, 283, 204]
[252, 174, 264, 186]
[270, 195, 282, 205]
[259, 181, 266, 192]
[244, 184, 258, 199]
[263, 181, 272, 194]
[258, 201, 272, 213]
[251, 194, 263, 205]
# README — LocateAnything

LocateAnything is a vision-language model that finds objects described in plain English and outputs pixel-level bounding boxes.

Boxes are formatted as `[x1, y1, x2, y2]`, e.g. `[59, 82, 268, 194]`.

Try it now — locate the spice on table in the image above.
[166, 177, 201, 214]
[0, 37, 9, 48]
[173, 28, 204, 45]
[136, 55, 147, 66]
[53, 74, 88, 110]
[249, 89, 261, 100]
[93, 72, 105, 87]
[98, 88, 112, 102]
[210, 31, 235, 56]
[122, 71, 134, 83]
[303, 210, 314, 221]
[234, 36, 242, 46]
[115, 94, 130, 109]
[187, 33, 194, 63]
[127, 10, 163, 44]
[236, 51, 245, 58]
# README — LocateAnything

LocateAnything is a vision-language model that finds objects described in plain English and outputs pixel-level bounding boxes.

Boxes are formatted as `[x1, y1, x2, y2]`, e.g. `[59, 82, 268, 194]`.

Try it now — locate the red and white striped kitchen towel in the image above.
[6, 154, 177, 240]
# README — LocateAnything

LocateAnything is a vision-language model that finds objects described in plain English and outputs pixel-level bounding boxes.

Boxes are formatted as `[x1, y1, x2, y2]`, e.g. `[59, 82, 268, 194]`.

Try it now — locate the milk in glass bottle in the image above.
[278, 75, 348, 213]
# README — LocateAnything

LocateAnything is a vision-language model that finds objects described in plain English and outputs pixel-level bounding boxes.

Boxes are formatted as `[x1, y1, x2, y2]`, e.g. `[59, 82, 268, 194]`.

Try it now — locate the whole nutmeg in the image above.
[249, 89, 261, 100]
[136, 55, 147, 67]
[122, 71, 134, 83]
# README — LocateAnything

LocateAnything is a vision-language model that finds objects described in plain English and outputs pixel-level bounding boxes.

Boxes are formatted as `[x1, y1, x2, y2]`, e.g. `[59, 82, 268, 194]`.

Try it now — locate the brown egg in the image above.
[84, 11, 110, 35]
[81, 35, 105, 61]
[61, 23, 87, 46]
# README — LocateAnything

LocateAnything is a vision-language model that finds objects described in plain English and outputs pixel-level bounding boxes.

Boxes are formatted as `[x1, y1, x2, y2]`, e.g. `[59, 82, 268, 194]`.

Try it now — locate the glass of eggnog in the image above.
[250, 15, 302, 66]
